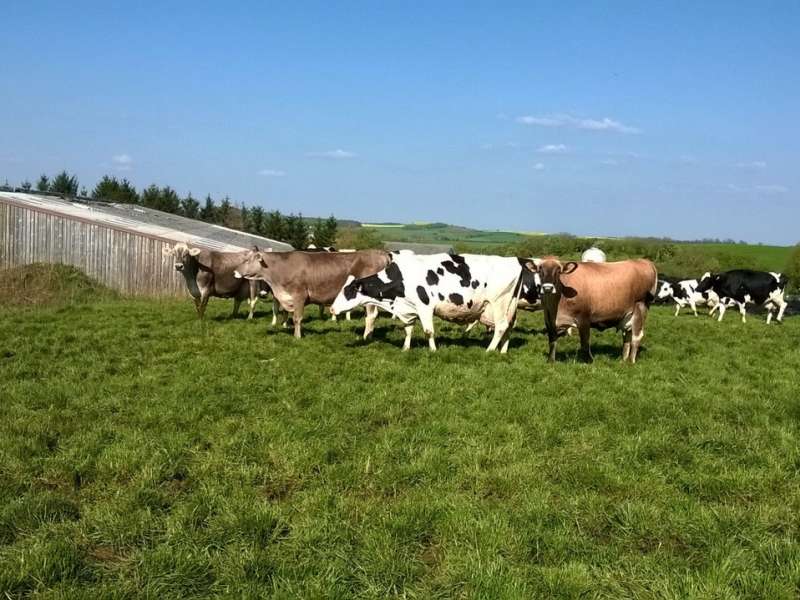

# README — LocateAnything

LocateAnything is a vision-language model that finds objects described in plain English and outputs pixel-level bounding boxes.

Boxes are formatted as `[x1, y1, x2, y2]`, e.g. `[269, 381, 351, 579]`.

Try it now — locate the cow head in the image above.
[331, 275, 362, 315]
[162, 242, 201, 272]
[234, 249, 270, 280]
[528, 256, 577, 296]
[657, 280, 675, 299]
[331, 263, 405, 315]
[695, 272, 718, 294]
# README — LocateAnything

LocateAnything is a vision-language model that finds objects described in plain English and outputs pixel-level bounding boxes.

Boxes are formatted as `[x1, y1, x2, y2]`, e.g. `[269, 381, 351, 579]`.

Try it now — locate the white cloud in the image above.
[516, 113, 641, 134]
[112, 153, 133, 171]
[306, 149, 356, 159]
[258, 169, 286, 177]
[533, 162, 545, 171]
[755, 184, 787, 194]
[537, 144, 567, 154]
[725, 183, 788, 194]
[599, 158, 619, 166]
[736, 160, 767, 169]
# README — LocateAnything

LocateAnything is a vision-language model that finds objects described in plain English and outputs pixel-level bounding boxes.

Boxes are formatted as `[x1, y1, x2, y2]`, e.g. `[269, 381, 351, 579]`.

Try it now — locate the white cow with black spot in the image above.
[331, 252, 526, 352]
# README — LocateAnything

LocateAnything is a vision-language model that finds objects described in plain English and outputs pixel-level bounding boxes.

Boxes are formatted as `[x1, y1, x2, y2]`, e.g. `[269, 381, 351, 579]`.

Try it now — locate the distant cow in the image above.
[234, 249, 391, 338]
[656, 278, 721, 317]
[581, 247, 607, 263]
[163, 242, 264, 319]
[695, 270, 788, 324]
[330, 253, 527, 352]
[533, 257, 658, 363]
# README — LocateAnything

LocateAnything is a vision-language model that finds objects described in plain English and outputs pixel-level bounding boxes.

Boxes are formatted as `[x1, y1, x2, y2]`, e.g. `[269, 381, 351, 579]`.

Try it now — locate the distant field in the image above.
[353, 222, 794, 273]
[2, 296, 800, 597]
[361, 223, 528, 249]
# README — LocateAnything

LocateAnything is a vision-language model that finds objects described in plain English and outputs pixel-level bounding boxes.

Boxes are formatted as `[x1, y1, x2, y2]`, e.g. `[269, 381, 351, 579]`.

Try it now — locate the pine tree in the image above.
[141, 184, 161, 209]
[249, 206, 265, 235]
[159, 186, 181, 213]
[181, 193, 200, 219]
[20, 180, 32, 191]
[200, 195, 216, 222]
[36, 174, 50, 192]
[217, 196, 233, 226]
[50, 171, 79, 196]
[285, 213, 310, 249]
[263, 210, 286, 241]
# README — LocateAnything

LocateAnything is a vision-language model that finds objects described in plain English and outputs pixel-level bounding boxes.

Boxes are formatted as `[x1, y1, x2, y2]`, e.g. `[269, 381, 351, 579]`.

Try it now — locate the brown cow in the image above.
[163, 242, 266, 319]
[531, 257, 657, 363]
[234, 249, 391, 338]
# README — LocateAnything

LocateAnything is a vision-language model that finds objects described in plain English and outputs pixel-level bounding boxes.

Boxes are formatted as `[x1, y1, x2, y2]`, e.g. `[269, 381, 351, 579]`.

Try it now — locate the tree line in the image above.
[5, 171, 339, 249]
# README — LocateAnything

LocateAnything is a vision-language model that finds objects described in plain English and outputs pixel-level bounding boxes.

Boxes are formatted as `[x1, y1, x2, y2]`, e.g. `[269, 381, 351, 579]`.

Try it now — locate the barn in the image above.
[0, 191, 292, 297]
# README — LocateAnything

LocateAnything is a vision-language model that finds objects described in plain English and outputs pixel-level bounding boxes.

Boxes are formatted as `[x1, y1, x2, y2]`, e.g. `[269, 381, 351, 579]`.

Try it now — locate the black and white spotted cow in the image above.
[695, 270, 789, 324]
[656, 278, 721, 317]
[330, 253, 526, 352]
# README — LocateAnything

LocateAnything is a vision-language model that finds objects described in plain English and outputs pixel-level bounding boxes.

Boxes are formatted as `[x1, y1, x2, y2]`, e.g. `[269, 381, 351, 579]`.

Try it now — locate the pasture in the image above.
[1, 294, 800, 598]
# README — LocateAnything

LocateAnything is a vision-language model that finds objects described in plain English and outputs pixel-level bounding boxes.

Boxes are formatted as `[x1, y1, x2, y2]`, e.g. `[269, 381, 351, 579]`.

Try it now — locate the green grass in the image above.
[1, 297, 800, 598]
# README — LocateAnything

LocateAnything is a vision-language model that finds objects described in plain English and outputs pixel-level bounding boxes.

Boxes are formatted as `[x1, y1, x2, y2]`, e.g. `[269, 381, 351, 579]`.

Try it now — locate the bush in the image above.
[0, 264, 117, 307]
[784, 244, 800, 293]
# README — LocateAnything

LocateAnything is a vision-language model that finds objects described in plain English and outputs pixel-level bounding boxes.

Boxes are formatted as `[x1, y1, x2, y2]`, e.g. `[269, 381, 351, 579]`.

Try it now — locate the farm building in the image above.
[0, 191, 292, 297]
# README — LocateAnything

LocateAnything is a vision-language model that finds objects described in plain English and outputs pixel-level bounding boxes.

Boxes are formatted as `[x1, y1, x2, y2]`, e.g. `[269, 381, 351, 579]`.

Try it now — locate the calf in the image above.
[533, 257, 657, 363]
[234, 249, 390, 338]
[656, 278, 720, 317]
[331, 253, 526, 352]
[695, 270, 788, 324]
[163, 242, 263, 319]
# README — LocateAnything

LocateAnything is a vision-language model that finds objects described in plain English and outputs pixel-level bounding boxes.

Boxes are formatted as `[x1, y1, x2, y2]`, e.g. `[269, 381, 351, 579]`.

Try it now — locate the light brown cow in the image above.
[234, 249, 391, 338]
[163, 242, 266, 319]
[531, 257, 657, 363]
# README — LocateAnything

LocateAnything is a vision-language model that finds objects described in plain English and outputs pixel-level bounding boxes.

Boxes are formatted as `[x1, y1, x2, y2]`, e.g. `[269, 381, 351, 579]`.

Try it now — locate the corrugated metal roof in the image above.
[0, 192, 293, 252]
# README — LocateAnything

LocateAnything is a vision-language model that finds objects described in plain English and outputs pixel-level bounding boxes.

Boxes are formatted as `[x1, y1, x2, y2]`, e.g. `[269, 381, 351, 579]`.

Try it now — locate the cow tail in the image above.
[779, 273, 789, 292]
[646, 262, 658, 306]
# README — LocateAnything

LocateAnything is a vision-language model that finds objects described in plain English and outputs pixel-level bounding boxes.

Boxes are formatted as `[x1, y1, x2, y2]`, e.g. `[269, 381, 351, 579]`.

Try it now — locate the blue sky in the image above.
[1, 2, 798, 244]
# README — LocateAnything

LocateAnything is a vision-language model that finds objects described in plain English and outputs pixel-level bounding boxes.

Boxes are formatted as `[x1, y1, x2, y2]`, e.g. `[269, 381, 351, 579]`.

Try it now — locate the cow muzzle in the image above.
[174, 263, 184, 272]
[541, 283, 557, 294]
[234, 270, 243, 279]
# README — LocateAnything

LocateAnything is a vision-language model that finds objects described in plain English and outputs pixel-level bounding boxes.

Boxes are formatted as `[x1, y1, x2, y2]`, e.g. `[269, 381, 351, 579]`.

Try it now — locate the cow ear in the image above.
[562, 261, 578, 275]
[188, 247, 201, 256]
[161, 246, 173, 256]
[523, 260, 538, 272]
[256, 252, 269, 267]
[251, 244, 259, 252]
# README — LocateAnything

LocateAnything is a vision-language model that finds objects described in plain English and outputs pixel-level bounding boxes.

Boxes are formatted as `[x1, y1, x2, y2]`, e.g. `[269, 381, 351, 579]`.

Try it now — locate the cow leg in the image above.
[419, 310, 437, 352]
[629, 302, 648, 364]
[330, 311, 337, 322]
[246, 281, 258, 320]
[777, 299, 787, 322]
[622, 330, 632, 362]
[402, 324, 414, 351]
[363, 304, 378, 340]
[346, 311, 352, 321]
[271, 301, 279, 327]
[673, 302, 681, 317]
[292, 312, 304, 338]
[716, 302, 726, 322]
[738, 302, 747, 323]
[689, 298, 698, 317]
[499, 313, 517, 354]
[197, 292, 210, 319]
[578, 323, 593, 363]
[766, 305, 774, 325]
[547, 334, 558, 363]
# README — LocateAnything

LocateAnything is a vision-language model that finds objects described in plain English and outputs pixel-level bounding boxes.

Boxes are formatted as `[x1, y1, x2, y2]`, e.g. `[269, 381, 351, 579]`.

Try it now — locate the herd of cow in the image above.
[162, 242, 790, 364]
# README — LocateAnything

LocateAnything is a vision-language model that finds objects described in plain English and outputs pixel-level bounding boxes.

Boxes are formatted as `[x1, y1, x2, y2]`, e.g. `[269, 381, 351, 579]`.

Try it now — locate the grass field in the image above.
[2, 296, 800, 598]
